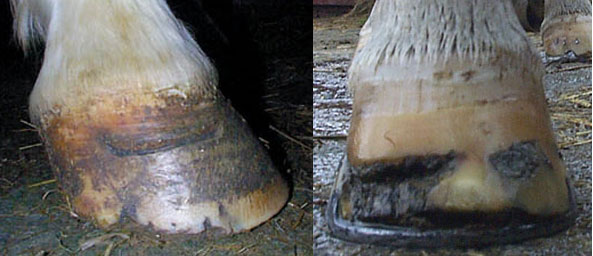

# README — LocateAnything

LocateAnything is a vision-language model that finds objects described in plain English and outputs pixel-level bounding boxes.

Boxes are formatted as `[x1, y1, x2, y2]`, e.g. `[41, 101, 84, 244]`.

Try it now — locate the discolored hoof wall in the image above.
[326, 155, 576, 248]
[36, 93, 288, 235]
[542, 15, 592, 57]
[338, 64, 576, 247]
[334, 0, 577, 247]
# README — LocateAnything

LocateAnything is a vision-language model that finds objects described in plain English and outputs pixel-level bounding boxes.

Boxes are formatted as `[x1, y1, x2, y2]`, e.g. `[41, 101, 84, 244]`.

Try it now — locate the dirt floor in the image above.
[0, 2, 312, 256]
[313, 11, 592, 256]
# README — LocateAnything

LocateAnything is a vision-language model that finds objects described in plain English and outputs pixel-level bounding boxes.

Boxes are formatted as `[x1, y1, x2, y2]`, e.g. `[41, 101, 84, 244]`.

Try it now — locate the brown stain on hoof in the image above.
[433, 71, 453, 80]
[74, 195, 101, 218]
[460, 70, 476, 82]
[37, 91, 288, 235]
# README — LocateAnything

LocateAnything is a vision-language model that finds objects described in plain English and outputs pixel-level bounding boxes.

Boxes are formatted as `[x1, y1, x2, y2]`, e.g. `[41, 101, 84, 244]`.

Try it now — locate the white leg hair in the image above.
[349, 0, 543, 93]
[10, 0, 218, 120]
[544, 0, 592, 21]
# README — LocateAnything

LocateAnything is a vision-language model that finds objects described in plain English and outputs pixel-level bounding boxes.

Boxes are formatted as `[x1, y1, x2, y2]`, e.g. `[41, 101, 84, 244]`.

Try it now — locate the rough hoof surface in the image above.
[38, 93, 289, 236]
[327, 154, 576, 248]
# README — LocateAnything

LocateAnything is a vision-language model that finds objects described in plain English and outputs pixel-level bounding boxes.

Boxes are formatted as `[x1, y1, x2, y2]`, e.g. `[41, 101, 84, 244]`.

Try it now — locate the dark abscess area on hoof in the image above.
[334, 145, 572, 232]
[489, 140, 551, 180]
[341, 152, 457, 227]
[328, 176, 577, 248]
[358, 151, 457, 182]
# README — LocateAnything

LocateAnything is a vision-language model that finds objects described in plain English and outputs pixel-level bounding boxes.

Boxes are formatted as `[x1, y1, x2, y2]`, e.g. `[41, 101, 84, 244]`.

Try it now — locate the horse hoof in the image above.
[328, 0, 576, 247]
[11, 0, 289, 237]
[329, 75, 577, 246]
[541, 2, 592, 57]
[36, 92, 288, 235]
[329, 65, 576, 246]
[327, 155, 576, 248]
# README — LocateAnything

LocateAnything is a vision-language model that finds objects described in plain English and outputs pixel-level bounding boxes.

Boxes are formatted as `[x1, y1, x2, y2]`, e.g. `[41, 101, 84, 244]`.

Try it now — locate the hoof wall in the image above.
[542, 15, 592, 57]
[39, 96, 289, 236]
[327, 155, 576, 248]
